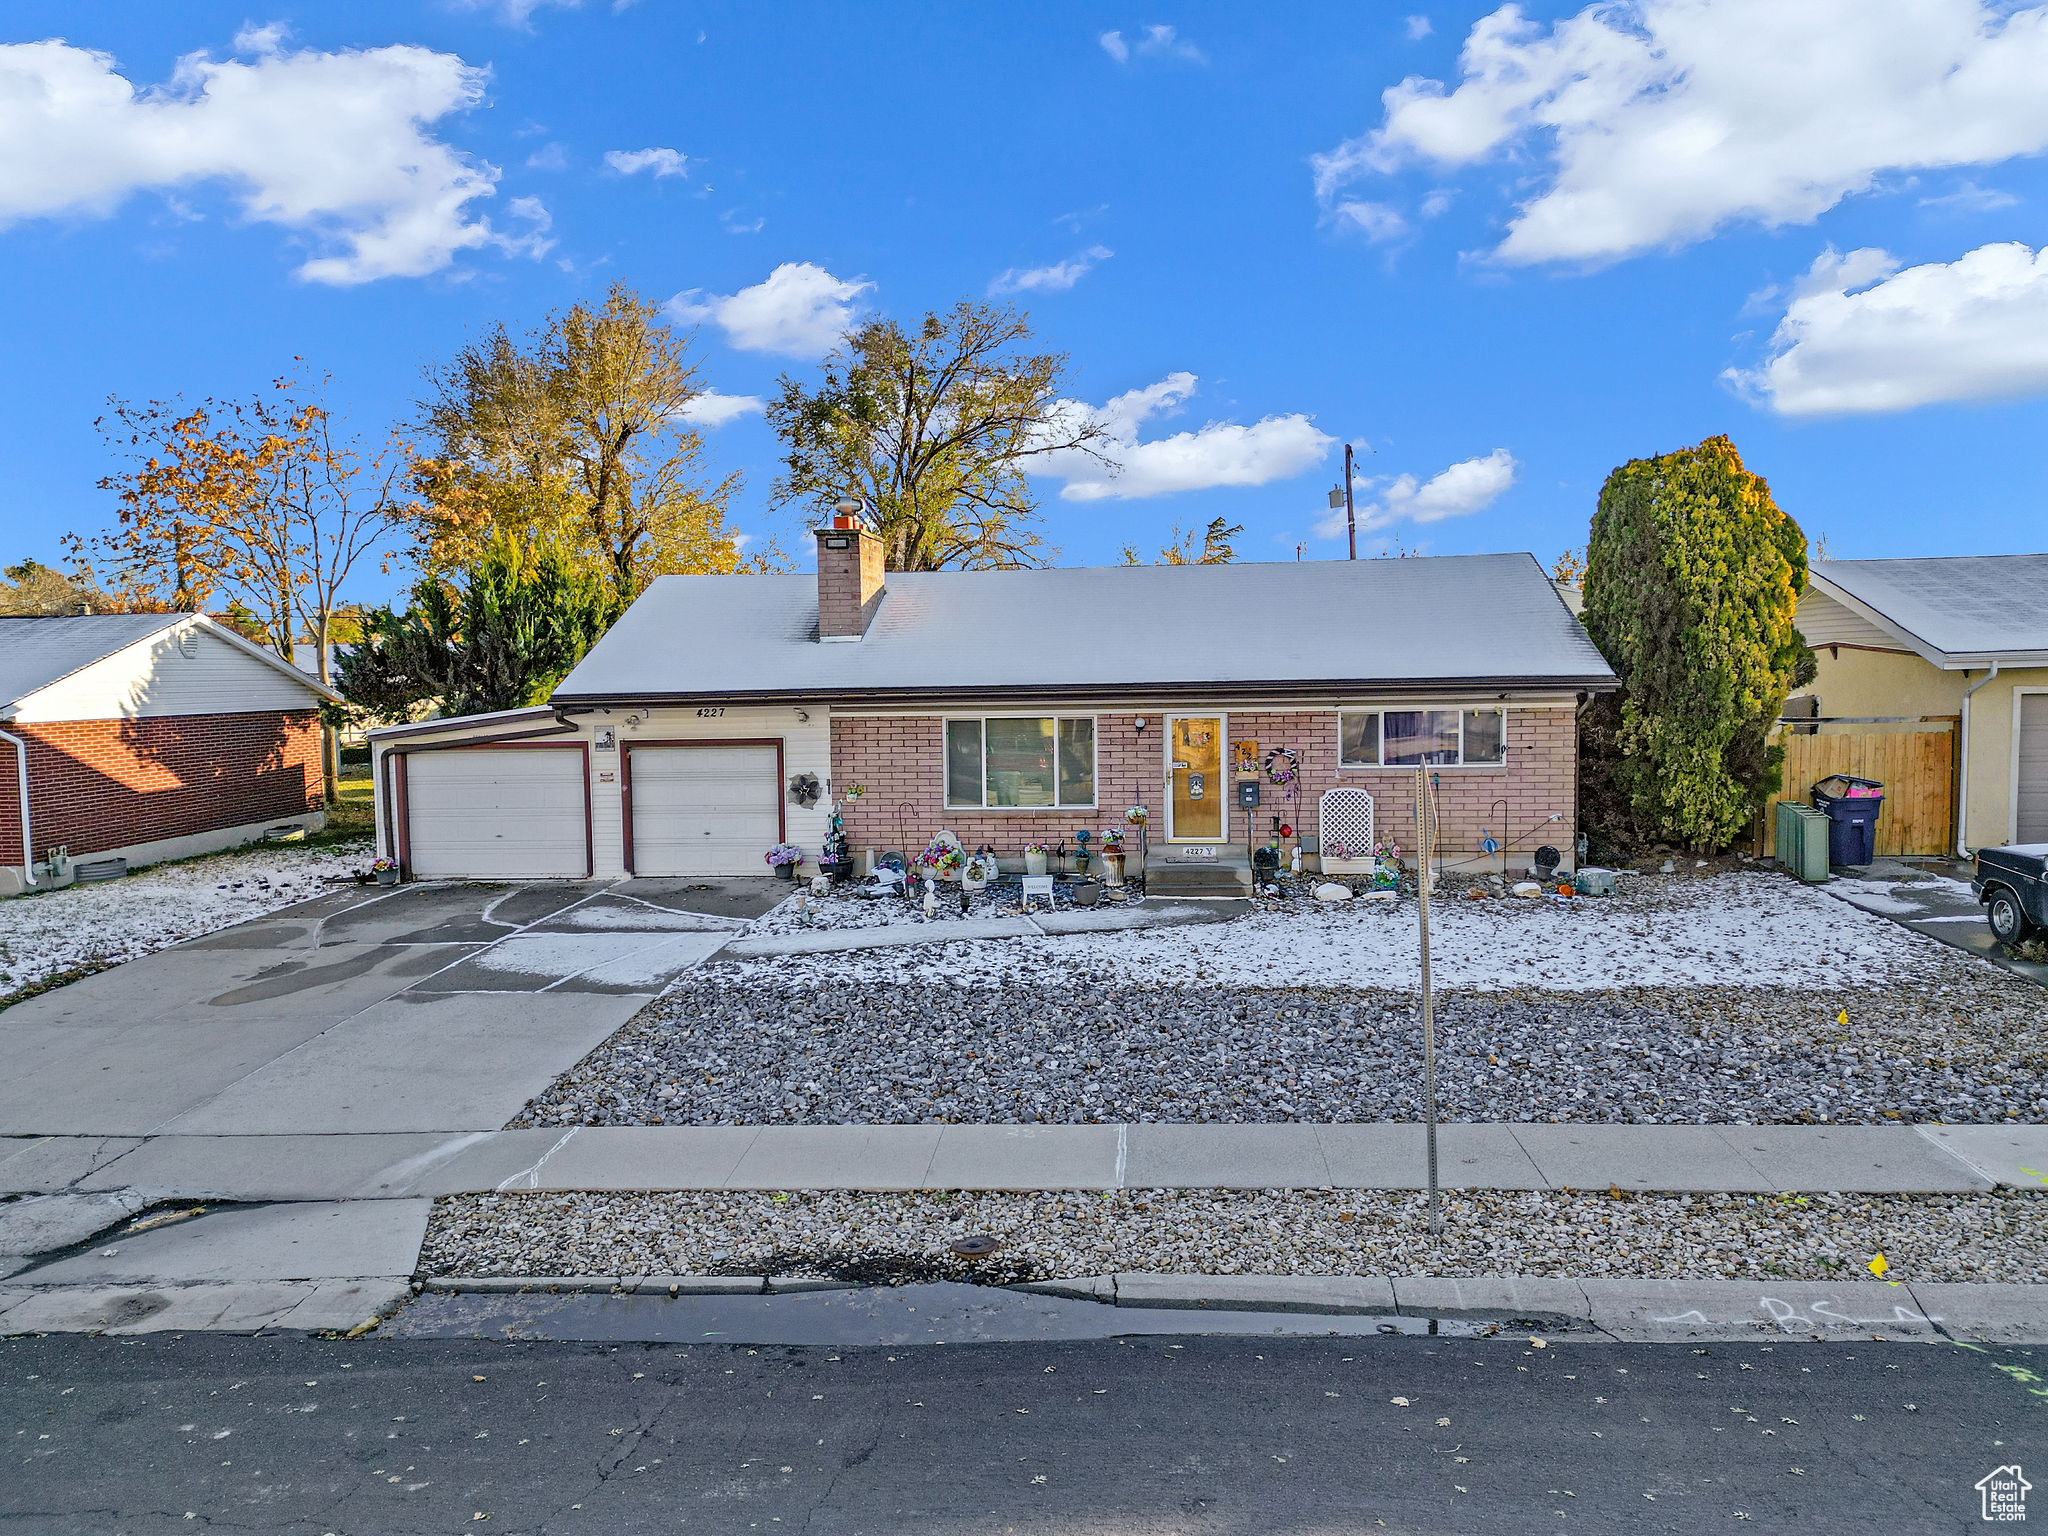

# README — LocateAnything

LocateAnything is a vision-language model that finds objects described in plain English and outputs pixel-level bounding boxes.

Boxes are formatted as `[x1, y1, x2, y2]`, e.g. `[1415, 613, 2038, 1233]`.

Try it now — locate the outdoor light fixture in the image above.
[1134, 717, 1148, 733]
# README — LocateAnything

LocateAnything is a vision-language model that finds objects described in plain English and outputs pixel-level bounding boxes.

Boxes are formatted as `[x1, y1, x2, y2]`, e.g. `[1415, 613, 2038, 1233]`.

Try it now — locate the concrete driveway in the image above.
[0, 877, 785, 1144]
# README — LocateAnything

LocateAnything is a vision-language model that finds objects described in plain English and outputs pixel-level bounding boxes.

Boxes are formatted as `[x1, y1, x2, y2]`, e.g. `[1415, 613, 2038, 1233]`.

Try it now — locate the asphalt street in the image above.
[5, 1331, 2040, 1533]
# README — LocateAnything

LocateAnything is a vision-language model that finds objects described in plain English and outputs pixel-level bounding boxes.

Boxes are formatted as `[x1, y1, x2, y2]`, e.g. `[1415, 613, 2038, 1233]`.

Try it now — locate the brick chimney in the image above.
[815, 514, 886, 642]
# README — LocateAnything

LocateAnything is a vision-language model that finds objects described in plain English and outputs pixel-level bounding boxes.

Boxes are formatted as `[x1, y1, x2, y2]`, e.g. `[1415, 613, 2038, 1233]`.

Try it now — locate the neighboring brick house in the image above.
[375, 513, 1617, 889]
[0, 614, 336, 896]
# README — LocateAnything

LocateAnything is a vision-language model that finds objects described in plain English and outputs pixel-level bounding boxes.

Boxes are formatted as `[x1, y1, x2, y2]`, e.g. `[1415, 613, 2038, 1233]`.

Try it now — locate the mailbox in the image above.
[1237, 780, 1261, 809]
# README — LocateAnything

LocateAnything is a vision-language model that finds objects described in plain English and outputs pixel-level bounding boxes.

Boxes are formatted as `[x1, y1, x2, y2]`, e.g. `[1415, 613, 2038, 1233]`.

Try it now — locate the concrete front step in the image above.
[1147, 856, 1253, 896]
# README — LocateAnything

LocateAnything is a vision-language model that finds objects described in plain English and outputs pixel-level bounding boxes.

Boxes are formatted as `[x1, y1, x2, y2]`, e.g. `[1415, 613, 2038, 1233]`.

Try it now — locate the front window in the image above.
[946, 716, 1096, 807]
[1338, 708, 1507, 767]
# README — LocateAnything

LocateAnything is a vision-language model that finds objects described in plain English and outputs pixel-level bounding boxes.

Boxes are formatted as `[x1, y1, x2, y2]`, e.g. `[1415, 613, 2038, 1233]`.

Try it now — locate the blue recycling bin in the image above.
[1811, 774, 1884, 867]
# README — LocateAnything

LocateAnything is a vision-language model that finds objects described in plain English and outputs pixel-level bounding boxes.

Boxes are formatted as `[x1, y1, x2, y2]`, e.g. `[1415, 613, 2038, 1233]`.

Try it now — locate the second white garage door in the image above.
[2019, 693, 2048, 843]
[627, 744, 782, 875]
[405, 747, 589, 879]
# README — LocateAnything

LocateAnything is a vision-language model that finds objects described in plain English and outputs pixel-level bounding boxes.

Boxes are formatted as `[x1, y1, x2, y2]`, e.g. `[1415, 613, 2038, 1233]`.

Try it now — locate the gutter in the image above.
[1956, 660, 2002, 857]
[0, 727, 33, 885]
[551, 673, 1623, 710]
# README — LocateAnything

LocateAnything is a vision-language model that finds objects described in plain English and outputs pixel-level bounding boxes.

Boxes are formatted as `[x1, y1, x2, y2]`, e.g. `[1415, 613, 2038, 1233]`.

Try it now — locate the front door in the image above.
[1166, 715, 1225, 841]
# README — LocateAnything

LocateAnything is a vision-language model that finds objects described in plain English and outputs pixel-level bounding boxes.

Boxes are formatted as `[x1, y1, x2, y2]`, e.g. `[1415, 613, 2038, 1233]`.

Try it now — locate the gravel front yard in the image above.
[0, 838, 372, 1004]
[735, 870, 1964, 991]
[420, 1187, 2048, 1286]
[513, 971, 2048, 1128]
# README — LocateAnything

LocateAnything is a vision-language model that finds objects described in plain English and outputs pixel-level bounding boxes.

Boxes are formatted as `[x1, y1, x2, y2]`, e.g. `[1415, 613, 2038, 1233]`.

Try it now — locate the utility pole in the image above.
[1326, 444, 1359, 559]
[1344, 442, 1356, 560]
[1415, 765, 1441, 1236]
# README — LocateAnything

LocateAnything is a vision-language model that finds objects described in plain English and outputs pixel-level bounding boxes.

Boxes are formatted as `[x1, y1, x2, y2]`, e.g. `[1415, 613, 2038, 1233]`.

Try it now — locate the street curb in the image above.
[420, 1274, 861, 1297]
[411, 1272, 2048, 1342]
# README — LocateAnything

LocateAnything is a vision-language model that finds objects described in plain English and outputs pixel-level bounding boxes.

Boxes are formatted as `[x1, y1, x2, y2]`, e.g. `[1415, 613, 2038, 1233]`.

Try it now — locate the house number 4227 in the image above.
[695, 707, 725, 717]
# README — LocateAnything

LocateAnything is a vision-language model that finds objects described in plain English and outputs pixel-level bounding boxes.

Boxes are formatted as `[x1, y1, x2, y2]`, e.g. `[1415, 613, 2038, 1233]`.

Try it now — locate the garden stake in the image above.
[1415, 766, 1442, 1237]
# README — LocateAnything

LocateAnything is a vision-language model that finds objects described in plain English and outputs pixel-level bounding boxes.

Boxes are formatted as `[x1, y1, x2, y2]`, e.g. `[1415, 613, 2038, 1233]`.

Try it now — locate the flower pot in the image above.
[375, 866, 400, 887]
[1101, 852, 1125, 886]
[774, 862, 796, 881]
[1024, 849, 1048, 877]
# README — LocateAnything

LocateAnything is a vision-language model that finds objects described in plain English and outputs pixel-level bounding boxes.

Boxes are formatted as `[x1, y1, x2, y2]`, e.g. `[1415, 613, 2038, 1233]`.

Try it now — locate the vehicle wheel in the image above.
[1986, 887, 2034, 944]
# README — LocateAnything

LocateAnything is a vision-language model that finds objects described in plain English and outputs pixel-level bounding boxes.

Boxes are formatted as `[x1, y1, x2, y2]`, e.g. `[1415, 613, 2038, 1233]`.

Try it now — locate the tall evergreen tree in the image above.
[1581, 435, 1816, 851]
[337, 534, 615, 721]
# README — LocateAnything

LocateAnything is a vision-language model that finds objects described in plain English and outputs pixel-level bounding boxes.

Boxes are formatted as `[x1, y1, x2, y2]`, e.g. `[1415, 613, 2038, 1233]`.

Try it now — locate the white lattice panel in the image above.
[1318, 788, 1375, 861]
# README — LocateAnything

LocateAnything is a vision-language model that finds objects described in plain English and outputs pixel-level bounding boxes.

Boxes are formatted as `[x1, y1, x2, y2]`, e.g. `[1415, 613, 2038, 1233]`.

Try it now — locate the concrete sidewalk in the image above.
[7, 1121, 2044, 1201]
[720, 899, 1231, 958]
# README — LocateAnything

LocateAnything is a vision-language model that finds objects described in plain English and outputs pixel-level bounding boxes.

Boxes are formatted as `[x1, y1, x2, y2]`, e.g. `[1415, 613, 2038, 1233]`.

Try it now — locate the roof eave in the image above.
[551, 673, 1620, 708]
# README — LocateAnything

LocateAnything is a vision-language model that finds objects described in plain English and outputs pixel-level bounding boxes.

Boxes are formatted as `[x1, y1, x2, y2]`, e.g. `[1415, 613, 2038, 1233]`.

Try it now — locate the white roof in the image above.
[554, 552, 1617, 703]
[0, 613, 337, 715]
[1812, 554, 2048, 664]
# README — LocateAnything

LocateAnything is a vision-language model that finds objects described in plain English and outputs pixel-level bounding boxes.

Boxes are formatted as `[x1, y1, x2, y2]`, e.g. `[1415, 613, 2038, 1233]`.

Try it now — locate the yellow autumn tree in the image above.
[412, 282, 767, 601]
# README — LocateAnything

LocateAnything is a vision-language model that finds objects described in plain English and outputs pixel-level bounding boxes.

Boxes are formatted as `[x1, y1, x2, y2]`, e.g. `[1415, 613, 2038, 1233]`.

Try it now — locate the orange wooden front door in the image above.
[1167, 715, 1224, 841]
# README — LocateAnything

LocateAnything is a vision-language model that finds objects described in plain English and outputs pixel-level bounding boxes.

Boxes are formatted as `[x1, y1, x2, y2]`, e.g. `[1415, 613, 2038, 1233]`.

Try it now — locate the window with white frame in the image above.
[945, 716, 1096, 807]
[1338, 708, 1506, 767]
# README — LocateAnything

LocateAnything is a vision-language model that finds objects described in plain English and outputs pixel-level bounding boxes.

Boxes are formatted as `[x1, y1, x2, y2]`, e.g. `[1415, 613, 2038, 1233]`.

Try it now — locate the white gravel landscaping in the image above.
[514, 868, 2045, 1129]
[727, 870, 1963, 992]
[420, 1187, 2048, 1287]
[0, 838, 372, 1003]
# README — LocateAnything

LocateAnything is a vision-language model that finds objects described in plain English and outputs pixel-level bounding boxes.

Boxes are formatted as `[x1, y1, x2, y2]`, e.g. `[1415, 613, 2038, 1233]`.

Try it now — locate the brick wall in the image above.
[830, 705, 1578, 869]
[0, 710, 323, 865]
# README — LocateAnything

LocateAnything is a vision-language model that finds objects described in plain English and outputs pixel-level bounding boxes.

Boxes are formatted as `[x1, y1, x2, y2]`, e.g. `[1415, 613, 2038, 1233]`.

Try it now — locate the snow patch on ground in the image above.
[0, 839, 372, 1000]
[717, 872, 1964, 992]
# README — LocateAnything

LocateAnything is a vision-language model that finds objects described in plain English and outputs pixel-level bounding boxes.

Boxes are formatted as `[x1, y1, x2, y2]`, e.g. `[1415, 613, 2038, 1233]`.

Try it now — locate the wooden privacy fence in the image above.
[1758, 719, 1957, 857]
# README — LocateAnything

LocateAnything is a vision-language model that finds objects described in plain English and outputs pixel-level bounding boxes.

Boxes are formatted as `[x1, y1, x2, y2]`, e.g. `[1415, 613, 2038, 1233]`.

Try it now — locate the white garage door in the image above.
[405, 748, 588, 879]
[629, 744, 781, 875]
[2020, 693, 2048, 843]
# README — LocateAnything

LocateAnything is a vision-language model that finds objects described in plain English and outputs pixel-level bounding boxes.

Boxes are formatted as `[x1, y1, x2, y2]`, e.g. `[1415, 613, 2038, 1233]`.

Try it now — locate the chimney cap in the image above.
[831, 494, 876, 531]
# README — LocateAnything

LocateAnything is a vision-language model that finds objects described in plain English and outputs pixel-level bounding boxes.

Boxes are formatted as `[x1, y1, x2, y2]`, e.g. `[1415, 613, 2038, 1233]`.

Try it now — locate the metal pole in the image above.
[1415, 766, 1441, 1236]
[1344, 443, 1357, 560]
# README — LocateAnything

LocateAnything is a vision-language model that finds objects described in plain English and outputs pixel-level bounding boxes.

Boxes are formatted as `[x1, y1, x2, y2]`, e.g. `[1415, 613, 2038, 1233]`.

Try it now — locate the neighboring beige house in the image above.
[1798, 555, 2048, 851]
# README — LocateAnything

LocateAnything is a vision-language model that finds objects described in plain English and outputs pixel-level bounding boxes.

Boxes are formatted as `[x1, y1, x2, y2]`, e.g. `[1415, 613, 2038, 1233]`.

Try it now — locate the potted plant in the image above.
[371, 856, 400, 887]
[918, 831, 966, 882]
[765, 843, 804, 880]
[1022, 841, 1052, 877]
[1099, 827, 1125, 886]
[962, 850, 996, 892]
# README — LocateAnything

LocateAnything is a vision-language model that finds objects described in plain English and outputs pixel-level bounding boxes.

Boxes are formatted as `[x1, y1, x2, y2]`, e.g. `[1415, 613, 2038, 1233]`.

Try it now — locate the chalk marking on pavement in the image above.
[374, 1131, 496, 1196]
[1115, 1125, 1128, 1189]
[497, 1128, 580, 1192]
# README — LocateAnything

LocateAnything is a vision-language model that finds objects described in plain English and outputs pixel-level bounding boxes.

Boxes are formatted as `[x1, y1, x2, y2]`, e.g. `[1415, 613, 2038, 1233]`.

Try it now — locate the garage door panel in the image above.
[407, 749, 588, 879]
[629, 745, 781, 876]
[2020, 694, 2048, 843]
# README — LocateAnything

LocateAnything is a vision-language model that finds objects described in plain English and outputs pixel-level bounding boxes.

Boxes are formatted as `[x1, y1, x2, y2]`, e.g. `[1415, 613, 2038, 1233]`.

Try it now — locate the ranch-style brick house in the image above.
[1, 613, 336, 896]
[370, 519, 1617, 889]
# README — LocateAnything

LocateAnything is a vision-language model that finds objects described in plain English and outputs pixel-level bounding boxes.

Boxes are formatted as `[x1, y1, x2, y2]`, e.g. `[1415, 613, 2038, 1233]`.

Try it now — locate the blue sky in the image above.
[5, 0, 2048, 606]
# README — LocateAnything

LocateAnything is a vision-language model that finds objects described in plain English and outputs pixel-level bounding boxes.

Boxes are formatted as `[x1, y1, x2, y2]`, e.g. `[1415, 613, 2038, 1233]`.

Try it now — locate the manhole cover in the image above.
[949, 1235, 1002, 1258]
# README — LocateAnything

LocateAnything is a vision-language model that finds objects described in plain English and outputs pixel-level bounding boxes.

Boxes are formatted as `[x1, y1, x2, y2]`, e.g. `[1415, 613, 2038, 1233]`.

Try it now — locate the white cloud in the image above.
[1032, 372, 1334, 501]
[1318, 449, 1518, 536]
[604, 146, 687, 179]
[1405, 15, 1434, 40]
[989, 245, 1112, 294]
[666, 261, 872, 357]
[1099, 25, 1206, 65]
[1333, 201, 1408, 242]
[525, 142, 568, 171]
[0, 37, 525, 284]
[1729, 241, 2048, 415]
[1315, 0, 2048, 266]
[674, 389, 765, 427]
[1918, 182, 2019, 213]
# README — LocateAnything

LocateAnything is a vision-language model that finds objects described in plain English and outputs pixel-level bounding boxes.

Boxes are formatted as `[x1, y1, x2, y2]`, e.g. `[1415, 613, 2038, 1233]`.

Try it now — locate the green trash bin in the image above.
[1775, 800, 1830, 884]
